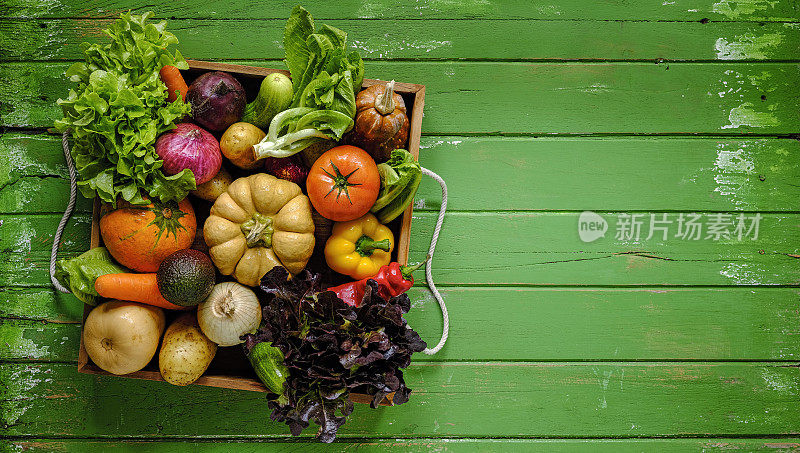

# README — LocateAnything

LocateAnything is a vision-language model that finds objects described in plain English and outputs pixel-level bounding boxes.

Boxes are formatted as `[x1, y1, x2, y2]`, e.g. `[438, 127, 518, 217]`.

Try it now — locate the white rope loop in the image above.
[419, 166, 449, 355]
[50, 131, 77, 293]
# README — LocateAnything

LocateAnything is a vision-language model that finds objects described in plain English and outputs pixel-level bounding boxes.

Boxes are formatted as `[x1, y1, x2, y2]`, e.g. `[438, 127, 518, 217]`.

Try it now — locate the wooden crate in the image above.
[77, 60, 426, 406]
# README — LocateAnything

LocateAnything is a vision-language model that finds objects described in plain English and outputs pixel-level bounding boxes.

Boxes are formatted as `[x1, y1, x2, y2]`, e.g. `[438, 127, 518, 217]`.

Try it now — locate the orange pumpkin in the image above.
[349, 80, 409, 164]
[100, 198, 197, 272]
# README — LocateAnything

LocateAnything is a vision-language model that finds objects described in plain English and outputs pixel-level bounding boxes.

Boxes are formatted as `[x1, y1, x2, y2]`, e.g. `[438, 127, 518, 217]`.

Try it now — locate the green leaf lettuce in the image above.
[55, 12, 194, 205]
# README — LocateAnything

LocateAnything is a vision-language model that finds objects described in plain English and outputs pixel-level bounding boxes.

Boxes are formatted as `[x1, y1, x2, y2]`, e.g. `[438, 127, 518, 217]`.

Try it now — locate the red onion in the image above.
[186, 71, 246, 132]
[155, 123, 222, 185]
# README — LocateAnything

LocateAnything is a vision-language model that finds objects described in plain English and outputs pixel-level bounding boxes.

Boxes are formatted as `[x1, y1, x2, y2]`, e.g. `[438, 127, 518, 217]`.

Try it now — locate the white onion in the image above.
[197, 282, 261, 346]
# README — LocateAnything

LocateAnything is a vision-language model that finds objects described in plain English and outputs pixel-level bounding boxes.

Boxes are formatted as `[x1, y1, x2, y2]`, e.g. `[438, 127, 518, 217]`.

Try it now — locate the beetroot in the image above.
[186, 71, 246, 132]
[263, 156, 309, 186]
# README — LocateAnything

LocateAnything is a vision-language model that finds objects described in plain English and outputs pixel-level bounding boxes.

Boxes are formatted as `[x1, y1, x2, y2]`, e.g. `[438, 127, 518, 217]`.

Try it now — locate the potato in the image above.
[220, 122, 266, 170]
[191, 165, 233, 202]
[158, 312, 217, 386]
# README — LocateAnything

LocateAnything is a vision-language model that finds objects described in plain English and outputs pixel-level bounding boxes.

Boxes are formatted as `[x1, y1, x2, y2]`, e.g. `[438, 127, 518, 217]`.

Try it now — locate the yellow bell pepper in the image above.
[324, 213, 394, 279]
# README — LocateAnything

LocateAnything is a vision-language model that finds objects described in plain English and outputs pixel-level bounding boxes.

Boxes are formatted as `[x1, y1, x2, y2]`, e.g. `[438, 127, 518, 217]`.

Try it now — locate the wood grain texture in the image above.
[2, 362, 799, 438]
[3, 0, 800, 21]
[6, 438, 800, 452]
[6, 212, 797, 287]
[5, 133, 800, 214]
[3, 19, 800, 61]
[3, 61, 799, 134]
[4, 287, 800, 362]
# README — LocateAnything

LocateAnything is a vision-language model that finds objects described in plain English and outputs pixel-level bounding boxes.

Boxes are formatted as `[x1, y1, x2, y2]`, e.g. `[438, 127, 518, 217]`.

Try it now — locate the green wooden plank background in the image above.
[3, 362, 800, 438]
[4, 19, 800, 61]
[3, 0, 800, 21]
[3, 287, 800, 362]
[1, 0, 799, 449]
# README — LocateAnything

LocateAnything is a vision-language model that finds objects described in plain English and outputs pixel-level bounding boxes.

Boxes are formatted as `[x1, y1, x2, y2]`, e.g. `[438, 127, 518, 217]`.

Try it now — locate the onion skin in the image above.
[156, 123, 222, 185]
[186, 71, 246, 132]
[197, 282, 261, 346]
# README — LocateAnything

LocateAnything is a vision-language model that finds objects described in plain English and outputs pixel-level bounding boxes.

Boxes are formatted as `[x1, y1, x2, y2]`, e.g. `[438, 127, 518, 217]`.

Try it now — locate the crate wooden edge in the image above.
[77, 60, 427, 408]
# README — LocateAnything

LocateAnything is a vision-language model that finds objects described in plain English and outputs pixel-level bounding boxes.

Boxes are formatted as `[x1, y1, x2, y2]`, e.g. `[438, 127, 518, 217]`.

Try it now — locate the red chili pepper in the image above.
[327, 260, 426, 307]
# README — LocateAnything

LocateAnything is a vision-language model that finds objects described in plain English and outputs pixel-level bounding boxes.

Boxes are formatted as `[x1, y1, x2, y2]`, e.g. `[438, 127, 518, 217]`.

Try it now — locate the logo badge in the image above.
[578, 211, 607, 243]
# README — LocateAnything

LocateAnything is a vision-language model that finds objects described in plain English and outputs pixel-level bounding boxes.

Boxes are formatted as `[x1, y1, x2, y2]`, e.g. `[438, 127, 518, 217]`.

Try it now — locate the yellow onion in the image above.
[197, 282, 261, 346]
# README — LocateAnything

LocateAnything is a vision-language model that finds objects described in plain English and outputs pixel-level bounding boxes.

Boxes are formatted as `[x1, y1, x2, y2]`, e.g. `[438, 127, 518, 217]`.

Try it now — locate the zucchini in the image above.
[241, 73, 293, 129]
[248, 341, 288, 397]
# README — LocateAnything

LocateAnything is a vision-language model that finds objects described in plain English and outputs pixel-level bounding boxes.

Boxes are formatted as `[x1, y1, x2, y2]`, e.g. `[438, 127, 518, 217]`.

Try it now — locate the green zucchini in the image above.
[248, 342, 288, 397]
[241, 73, 293, 129]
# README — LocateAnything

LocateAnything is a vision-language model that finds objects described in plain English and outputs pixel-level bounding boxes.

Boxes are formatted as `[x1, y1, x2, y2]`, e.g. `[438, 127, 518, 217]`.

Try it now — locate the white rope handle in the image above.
[50, 131, 77, 293]
[420, 166, 448, 355]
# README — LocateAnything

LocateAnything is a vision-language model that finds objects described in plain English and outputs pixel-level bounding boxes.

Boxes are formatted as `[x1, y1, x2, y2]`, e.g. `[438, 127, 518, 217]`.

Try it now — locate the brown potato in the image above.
[220, 122, 266, 170]
[158, 312, 217, 386]
[191, 165, 233, 202]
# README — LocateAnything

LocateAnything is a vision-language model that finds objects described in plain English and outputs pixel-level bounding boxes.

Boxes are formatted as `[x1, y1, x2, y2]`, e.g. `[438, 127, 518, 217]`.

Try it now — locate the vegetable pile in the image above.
[55, 6, 428, 444]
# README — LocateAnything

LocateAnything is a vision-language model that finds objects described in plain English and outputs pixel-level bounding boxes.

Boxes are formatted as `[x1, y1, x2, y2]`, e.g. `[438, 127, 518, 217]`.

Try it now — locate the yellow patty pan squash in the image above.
[204, 173, 315, 286]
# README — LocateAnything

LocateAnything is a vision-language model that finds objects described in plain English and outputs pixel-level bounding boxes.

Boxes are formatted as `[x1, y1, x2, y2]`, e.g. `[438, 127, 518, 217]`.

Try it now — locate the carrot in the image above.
[159, 65, 189, 103]
[95, 273, 189, 310]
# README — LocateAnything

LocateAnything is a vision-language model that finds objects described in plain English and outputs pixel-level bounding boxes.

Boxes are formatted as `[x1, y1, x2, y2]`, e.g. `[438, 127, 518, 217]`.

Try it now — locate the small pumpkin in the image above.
[203, 174, 315, 286]
[349, 80, 409, 163]
[100, 198, 196, 272]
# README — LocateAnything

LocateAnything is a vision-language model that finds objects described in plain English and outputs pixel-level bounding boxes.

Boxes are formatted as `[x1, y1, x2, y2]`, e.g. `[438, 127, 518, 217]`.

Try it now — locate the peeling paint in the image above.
[721, 102, 780, 129]
[715, 33, 783, 60]
[356, 0, 494, 18]
[720, 262, 767, 285]
[710, 142, 757, 209]
[712, 0, 779, 19]
[351, 38, 452, 58]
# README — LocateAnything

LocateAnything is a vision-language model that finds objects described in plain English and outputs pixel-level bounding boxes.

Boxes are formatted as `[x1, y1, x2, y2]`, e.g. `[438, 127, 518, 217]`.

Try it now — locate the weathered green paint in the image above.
[3, 62, 799, 134]
[2, 0, 800, 447]
[6, 438, 800, 452]
[2, 362, 799, 437]
[5, 133, 800, 214]
[0, 287, 83, 322]
[4, 287, 800, 361]
[0, 318, 78, 361]
[5, 212, 797, 287]
[3, 0, 800, 21]
[4, 19, 800, 62]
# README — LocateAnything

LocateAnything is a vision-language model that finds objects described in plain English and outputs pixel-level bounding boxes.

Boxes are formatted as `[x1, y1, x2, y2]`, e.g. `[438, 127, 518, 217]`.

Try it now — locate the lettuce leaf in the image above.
[55, 12, 193, 205]
[54, 248, 127, 305]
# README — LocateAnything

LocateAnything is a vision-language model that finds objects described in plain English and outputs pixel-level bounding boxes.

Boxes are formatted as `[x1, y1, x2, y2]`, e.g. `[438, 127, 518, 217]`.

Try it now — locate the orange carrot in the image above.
[95, 273, 189, 310]
[159, 65, 189, 103]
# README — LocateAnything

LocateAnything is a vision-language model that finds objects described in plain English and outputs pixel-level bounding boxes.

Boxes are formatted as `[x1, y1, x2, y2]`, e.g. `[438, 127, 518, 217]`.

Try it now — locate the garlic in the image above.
[197, 282, 262, 346]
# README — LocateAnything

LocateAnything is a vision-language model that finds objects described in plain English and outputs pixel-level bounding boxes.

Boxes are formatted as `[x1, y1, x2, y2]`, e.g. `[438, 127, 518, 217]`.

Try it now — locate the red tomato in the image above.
[307, 146, 380, 221]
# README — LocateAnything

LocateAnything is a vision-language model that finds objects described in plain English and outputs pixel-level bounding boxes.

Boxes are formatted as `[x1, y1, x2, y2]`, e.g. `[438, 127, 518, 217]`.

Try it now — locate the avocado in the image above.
[157, 249, 216, 306]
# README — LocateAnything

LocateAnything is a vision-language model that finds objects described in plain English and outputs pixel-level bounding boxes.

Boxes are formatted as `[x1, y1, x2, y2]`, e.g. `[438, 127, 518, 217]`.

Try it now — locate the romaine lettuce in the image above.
[253, 6, 363, 159]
